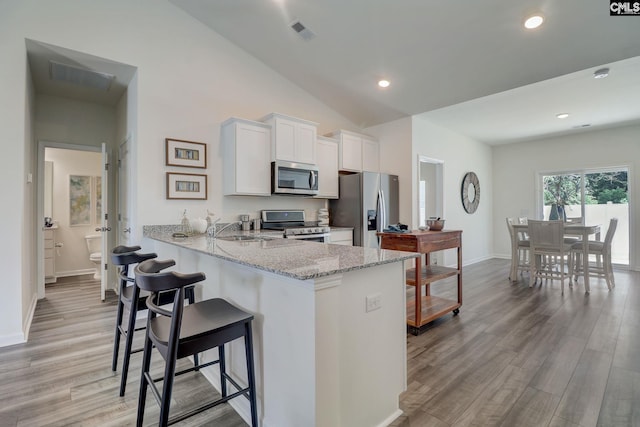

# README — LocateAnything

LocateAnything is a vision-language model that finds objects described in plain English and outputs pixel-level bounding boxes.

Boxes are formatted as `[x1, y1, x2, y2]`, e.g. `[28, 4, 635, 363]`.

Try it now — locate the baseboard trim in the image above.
[22, 293, 38, 342]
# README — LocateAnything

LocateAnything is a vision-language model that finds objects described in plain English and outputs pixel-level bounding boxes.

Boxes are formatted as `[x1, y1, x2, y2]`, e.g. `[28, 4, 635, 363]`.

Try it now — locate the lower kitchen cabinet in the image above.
[329, 228, 353, 245]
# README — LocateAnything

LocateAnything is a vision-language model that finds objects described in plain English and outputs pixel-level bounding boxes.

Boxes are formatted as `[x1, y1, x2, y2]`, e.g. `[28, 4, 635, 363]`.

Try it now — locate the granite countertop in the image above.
[329, 226, 354, 231]
[143, 226, 418, 281]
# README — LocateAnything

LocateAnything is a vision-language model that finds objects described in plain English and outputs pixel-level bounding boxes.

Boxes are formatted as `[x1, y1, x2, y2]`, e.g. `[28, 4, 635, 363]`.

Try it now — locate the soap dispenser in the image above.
[181, 209, 192, 235]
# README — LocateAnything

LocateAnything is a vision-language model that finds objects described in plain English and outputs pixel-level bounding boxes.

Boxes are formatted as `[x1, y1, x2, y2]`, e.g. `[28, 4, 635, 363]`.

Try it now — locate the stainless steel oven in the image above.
[284, 230, 330, 242]
[272, 161, 319, 196]
[261, 209, 329, 242]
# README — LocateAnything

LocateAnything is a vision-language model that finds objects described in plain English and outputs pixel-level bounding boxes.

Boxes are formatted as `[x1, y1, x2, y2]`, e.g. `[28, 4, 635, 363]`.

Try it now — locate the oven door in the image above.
[272, 161, 319, 196]
[285, 233, 330, 243]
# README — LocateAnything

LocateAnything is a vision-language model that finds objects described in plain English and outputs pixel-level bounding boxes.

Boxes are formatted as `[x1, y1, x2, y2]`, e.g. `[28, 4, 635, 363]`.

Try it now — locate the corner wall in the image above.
[412, 115, 493, 266]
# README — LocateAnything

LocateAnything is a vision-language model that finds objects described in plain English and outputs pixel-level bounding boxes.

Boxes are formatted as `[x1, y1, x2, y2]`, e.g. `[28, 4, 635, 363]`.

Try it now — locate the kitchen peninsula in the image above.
[143, 227, 418, 427]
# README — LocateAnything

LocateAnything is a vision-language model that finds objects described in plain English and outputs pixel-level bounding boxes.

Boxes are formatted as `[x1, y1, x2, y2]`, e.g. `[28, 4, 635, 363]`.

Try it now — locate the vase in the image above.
[549, 204, 566, 221]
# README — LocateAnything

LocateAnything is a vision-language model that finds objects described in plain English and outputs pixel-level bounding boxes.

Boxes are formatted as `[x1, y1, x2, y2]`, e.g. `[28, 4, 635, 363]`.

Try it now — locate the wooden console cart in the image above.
[378, 230, 462, 335]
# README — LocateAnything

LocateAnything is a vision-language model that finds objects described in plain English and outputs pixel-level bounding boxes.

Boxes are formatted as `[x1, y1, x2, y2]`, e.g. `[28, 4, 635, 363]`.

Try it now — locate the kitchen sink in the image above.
[218, 235, 274, 242]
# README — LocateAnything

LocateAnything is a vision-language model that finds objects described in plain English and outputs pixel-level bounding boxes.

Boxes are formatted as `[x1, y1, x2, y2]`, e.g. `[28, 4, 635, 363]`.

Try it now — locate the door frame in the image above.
[536, 165, 632, 267]
[36, 141, 110, 299]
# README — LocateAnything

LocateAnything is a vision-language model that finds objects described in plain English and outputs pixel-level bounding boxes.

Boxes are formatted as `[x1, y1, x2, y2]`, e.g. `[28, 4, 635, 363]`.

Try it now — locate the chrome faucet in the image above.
[207, 219, 241, 239]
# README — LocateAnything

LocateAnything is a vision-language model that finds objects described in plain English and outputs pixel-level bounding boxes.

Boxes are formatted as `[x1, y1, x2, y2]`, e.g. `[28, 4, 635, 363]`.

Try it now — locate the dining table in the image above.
[511, 222, 601, 293]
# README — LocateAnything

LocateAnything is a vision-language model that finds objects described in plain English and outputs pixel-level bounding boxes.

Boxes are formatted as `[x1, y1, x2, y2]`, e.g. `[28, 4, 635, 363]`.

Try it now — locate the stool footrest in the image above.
[167, 387, 252, 426]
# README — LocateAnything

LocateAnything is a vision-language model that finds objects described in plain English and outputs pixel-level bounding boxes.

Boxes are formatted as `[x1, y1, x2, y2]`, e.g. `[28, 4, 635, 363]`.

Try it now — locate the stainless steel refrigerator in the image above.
[329, 172, 399, 248]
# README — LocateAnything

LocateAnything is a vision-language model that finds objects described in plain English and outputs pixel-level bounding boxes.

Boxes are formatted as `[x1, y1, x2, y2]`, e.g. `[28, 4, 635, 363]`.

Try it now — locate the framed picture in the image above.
[69, 175, 92, 226]
[166, 172, 207, 200]
[165, 138, 207, 168]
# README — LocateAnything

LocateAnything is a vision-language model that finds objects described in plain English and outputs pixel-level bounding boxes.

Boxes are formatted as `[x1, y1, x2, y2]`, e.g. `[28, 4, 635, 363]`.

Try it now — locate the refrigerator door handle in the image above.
[377, 188, 386, 233]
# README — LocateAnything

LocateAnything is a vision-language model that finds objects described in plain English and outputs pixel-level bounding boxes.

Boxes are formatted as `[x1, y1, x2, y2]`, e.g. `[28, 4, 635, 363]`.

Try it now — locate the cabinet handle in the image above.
[123, 228, 131, 233]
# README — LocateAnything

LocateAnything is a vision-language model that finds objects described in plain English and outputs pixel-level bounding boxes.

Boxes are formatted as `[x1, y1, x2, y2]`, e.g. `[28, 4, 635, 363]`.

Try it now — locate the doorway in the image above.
[418, 155, 444, 264]
[37, 142, 110, 300]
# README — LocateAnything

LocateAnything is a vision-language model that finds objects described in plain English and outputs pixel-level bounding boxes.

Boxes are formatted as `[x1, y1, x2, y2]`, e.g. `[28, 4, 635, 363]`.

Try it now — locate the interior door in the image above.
[118, 138, 132, 247]
[99, 143, 110, 301]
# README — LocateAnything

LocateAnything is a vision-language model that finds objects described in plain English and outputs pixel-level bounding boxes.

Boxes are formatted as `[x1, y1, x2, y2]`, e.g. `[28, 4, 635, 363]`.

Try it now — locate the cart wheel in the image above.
[453, 309, 460, 315]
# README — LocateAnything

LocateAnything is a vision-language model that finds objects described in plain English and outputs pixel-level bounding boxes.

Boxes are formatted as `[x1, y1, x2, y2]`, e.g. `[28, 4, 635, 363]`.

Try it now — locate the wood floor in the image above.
[0, 259, 638, 426]
[392, 258, 640, 427]
[0, 275, 246, 427]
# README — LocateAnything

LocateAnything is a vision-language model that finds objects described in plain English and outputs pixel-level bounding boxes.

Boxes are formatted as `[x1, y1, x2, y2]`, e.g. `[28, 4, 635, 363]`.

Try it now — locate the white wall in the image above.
[45, 148, 102, 276]
[366, 117, 413, 226]
[412, 115, 494, 266]
[493, 123, 640, 269]
[0, 0, 363, 344]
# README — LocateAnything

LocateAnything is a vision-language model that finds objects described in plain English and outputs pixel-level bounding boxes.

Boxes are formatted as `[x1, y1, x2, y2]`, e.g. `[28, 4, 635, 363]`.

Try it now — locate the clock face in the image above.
[461, 172, 480, 214]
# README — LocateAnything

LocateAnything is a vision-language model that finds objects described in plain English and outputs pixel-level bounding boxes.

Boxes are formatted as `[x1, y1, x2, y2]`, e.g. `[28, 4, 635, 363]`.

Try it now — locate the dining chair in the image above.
[506, 218, 530, 282]
[571, 217, 618, 290]
[565, 216, 584, 224]
[527, 220, 574, 294]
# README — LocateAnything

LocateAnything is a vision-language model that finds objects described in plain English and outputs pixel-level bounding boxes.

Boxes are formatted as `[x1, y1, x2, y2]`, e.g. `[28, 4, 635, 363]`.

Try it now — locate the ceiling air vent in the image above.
[49, 60, 114, 91]
[290, 20, 316, 41]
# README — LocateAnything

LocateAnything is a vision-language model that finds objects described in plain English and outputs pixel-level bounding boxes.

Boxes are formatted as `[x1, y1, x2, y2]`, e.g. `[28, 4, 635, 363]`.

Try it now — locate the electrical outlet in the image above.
[366, 293, 382, 312]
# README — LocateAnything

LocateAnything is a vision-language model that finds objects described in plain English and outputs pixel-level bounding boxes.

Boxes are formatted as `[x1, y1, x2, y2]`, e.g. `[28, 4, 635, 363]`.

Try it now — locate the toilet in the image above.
[84, 234, 102, 280]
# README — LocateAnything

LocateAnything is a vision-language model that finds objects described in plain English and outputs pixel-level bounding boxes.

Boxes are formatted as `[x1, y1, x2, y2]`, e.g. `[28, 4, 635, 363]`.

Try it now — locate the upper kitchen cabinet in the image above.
[261, 113, 318, 165]
[315, 136, 339, 199]
[328, 130, 380, 172]
[222, 117, 272, 196]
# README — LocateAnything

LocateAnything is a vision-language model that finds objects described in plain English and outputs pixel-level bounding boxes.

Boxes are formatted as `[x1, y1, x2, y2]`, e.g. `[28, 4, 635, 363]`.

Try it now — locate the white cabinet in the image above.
[222, 118, 272, 196]
[315, 136, 339, 199]
[329, 229, 353, 246]
[261, 113, 318, 164]
[44, 228, 56, 283]
[362, 136, 380, 172]
[328, 130, 380, 172]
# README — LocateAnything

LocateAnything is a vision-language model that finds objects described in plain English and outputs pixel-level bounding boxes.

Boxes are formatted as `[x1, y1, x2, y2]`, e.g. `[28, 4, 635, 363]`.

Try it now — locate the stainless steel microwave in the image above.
[271, 160, 319, 196]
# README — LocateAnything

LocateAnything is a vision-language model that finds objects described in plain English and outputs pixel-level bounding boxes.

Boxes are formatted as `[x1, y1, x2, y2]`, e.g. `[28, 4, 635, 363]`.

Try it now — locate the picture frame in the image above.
[165, 138, 207, 168]
[69, 175, 92, 226]
[166, 172, 207, 200]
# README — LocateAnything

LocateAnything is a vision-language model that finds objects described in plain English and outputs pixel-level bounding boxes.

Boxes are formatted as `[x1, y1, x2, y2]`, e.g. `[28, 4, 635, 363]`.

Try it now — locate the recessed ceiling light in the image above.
[556, 113, 569, 119]
[524, 14, 544, 29]
[593, 67, 610, 79]
[378, 79, 390, 88]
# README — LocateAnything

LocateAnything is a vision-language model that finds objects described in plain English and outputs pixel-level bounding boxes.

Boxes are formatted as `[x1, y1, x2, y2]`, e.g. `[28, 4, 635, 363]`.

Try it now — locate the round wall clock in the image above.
[461, 172, 480, 214]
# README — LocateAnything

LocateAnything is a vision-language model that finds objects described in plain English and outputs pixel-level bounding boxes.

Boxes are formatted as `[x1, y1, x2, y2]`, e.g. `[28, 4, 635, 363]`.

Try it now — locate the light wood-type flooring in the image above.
[0, 259, 638, 426]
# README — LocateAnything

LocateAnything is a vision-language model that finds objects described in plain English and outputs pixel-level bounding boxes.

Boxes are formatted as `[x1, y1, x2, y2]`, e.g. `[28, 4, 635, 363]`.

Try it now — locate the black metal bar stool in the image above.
[134, 259, 258, 427]
[110, 246, 198, 397]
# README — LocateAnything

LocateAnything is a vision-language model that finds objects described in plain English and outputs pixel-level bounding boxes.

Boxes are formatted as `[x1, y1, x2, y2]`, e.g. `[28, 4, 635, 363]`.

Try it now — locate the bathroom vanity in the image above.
[143, 227, 418, 427]
[43, 226, 57, 284]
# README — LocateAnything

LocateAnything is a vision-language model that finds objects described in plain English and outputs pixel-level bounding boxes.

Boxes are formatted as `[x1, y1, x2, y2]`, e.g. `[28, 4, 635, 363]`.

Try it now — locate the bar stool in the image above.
[134, 259, 258, 427]
[110, 246, 198, 397]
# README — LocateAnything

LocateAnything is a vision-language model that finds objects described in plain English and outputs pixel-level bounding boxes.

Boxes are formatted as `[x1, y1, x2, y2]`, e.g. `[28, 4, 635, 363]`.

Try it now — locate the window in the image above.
[540, 168, 629, 265]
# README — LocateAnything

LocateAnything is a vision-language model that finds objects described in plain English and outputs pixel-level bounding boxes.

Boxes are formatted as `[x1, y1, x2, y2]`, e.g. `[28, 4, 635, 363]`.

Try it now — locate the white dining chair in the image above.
[506, 217, 530, 281]
[571, 218, 618, 290]
[528, 220, 574, 294]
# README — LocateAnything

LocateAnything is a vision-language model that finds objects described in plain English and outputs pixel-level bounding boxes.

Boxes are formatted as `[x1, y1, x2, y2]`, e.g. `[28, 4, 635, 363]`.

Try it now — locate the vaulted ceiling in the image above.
[170, 0, 640, 144]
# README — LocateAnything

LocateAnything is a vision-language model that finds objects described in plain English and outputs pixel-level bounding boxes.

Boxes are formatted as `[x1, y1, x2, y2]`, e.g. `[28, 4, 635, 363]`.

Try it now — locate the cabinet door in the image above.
[330, 230, 353, 245]
[315, 138, 339, 199]
[235, 123, 271, 195]
[274, 119, 297, 162]
[340, 133, 362, 172]
[362, 137, 380, 172]
[296, 123, 317, 164]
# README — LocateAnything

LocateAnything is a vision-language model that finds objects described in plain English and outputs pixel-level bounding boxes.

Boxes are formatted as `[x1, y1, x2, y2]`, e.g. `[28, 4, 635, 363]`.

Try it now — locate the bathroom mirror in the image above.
[44, 161, 53, 219]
